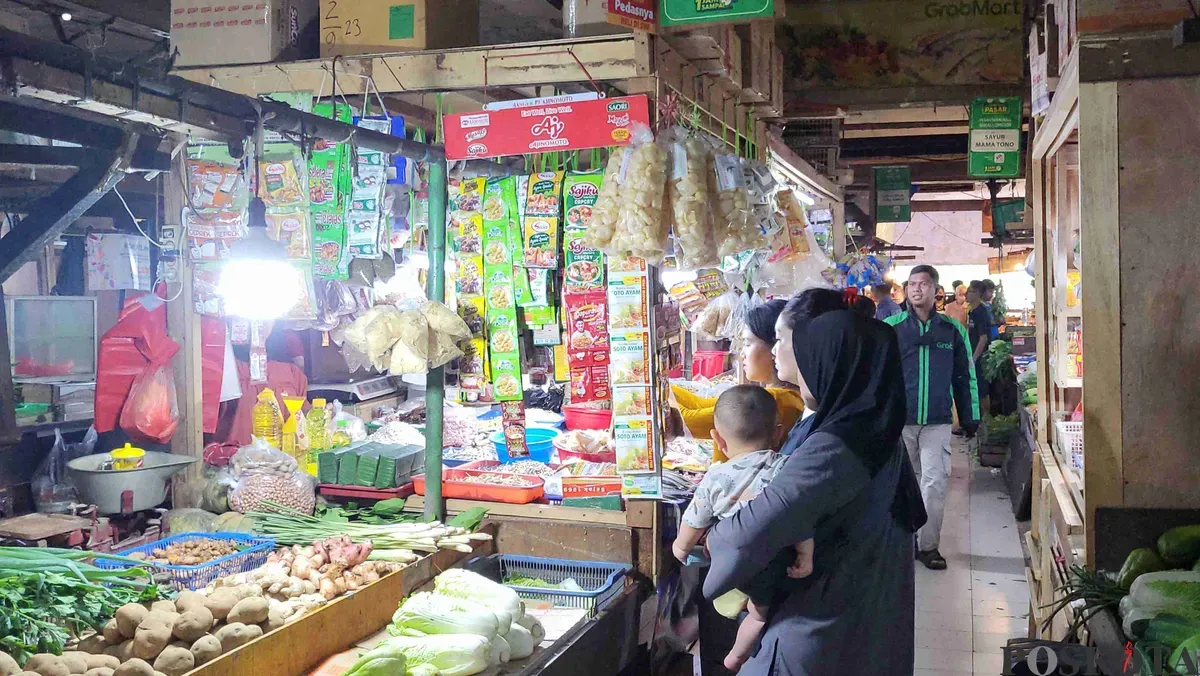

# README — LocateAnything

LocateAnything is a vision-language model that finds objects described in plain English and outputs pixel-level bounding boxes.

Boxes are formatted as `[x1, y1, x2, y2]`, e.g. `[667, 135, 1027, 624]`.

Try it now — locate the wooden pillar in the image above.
[1030, 158, 1052, 447]
[831, 200, 847, 258]
[167, 147, 205, 506]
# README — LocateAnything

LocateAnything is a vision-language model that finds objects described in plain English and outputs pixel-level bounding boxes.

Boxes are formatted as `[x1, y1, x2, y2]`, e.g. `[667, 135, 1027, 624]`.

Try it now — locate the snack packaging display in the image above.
[309, 102, 352, 280]
[265, 209, 311, 260]
[611, 127, 669, 262]
[346, 117, 391, 259]
[569, 364, 611, 404]
[482, 177, 523, 402]
[769, 189, 813, 263]
[522, 171, 565, 268]
[666, 131, 719, 269]
[609, 330, 651, 386]
[710, 150, 764, 259]
[186, 160, 247, 211]
[581, 150, 625, 252]
[564, 291, 608, 351]
[562, 171, 607, 294]
[607, 272, 649, 330]
[690, 289, 739, 340]
[500, 400, 529, 459]
[313, 211, 349, 280]
[185, 208, 245, 261]
[257, 155, 307, 208]
[614, 419, 654, 472]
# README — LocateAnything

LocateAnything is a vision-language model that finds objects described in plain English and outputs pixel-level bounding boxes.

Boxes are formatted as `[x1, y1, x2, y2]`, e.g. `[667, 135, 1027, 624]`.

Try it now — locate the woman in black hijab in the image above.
[703, 308, 925, 675]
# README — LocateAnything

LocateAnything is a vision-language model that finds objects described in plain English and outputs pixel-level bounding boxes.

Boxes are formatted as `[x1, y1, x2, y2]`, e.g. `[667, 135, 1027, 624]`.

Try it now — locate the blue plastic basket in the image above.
[96, 532, 275, 591]
[481, 554, 630, 616]
[491, 426, 559, 464]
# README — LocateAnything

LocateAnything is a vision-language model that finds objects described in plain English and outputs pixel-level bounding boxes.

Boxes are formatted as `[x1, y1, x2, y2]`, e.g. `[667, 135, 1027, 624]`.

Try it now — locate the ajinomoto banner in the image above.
[784, 0, 1023, 89]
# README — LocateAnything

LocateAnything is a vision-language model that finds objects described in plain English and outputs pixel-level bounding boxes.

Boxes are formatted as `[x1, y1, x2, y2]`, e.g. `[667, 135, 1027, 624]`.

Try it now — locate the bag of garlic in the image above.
[228, 438, 316, 515]
[609, 125, 670, 263]
[666, 129, 719, 270]
[710, 148, 765, 259]
[581, 149, 626, 252]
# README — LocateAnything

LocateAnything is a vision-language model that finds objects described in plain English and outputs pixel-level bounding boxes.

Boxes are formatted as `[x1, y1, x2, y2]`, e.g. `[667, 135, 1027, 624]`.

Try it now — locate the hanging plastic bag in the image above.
[690, 290, 739, 341]
[581, 149, 625, 252]
[668, 131, 719, 270]
[31, 427, 96, 513]
[119, 363, 179, 443]
[720, 291, 760, 341]
[386, 309, 431, 374]
[710, 149, 764, 259]
[610, 126, 670, 262]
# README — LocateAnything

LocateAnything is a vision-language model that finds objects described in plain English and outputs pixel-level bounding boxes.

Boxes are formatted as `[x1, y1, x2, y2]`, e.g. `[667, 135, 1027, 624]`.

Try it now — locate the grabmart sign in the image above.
[924, 0, 1021, 18]
[660, 0, 775, 28]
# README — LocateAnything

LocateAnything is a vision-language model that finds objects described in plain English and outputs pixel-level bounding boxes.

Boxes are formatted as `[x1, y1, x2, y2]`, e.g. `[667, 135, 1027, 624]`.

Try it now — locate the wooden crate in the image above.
[190, 527, 496, 676]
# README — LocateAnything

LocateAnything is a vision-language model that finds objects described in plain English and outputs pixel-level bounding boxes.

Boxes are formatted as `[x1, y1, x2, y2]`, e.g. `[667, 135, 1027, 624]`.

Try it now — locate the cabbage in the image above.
[505, 622, 535, 660]
[433, 570, 523, 632]
[364, 634, 490, 676]
[391, 592, 499, 640]
[517, 614, 545, 645]
[489, 635, 510, 665]
[342, 644, 406, 676]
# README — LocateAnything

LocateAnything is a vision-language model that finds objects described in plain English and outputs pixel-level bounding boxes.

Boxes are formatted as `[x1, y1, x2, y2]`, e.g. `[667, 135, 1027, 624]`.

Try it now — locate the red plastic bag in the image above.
[95, 294, 178, 433]
[119, 363, 179, 443]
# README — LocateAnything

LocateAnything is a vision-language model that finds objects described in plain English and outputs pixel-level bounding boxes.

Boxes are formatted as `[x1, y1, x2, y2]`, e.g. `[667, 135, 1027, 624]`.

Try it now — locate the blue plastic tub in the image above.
[95, 532, 275, 591]
[475, 553, 631, 616]
[492, 426, 559, 464]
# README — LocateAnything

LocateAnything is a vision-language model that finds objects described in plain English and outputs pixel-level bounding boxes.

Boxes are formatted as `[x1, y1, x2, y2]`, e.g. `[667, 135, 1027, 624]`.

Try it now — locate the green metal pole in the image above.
[423, 160, 447, 523]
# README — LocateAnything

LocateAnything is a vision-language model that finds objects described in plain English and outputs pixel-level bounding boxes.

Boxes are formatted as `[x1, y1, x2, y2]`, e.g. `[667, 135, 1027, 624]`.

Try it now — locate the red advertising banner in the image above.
[444, 95, 651, 160]
[608, 0, 657, 32]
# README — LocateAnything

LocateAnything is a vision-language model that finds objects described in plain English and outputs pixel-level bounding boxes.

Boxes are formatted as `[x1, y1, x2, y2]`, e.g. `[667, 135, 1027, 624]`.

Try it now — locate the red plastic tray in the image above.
[318, 483, 415, 500]
[412, 469, 544, 504]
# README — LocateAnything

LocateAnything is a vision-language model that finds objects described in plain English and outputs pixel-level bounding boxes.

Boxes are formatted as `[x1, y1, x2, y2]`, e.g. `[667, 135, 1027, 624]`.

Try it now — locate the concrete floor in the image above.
[914, 437, 1030, 676]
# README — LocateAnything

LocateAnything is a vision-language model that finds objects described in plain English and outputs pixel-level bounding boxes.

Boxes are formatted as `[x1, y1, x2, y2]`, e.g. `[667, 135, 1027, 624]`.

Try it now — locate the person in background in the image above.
[935, 285, 947, 313]
[872, 282, 902, 321]
[884, 265, 979, 570]
[943, 281, 970, 325]
[672, 299, 806, 462]
[265, 324, 306, 369]
[981, 278, 1001, 339]
[214, 322, 308, 447]
[966, 281, 992, 413]
[854, 295, 878, 320]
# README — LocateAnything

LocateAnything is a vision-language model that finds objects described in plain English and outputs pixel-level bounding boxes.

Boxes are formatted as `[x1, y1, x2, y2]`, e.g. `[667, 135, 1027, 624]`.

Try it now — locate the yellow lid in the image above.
[311, 397, 327, 407]
[111, 443, 146, 460]
[258, 387, 276, 401]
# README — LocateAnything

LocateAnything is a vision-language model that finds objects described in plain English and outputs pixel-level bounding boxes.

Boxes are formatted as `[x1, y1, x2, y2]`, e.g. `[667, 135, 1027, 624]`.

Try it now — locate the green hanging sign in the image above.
[968, 96, 1023, 178]
[873, 165, 911, 223]
[660, 0, 774, 28]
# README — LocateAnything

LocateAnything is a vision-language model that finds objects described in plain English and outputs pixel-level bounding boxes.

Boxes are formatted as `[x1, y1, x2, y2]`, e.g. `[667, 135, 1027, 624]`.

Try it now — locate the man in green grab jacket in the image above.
[884, 264, 980, 571]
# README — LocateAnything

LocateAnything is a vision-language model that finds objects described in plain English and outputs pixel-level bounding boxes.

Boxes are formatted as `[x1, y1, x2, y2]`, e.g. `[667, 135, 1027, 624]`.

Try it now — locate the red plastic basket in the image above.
[562, 404, 613, 431]
[692, 350, 729, 378]
[412, 469, 544, 504]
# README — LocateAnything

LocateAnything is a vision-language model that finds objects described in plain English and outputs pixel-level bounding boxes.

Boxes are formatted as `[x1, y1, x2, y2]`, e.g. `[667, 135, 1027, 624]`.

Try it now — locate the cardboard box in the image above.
[171, 0, 318, 67]
[562, 0, 636, 38]
[319, 0, 479, 57]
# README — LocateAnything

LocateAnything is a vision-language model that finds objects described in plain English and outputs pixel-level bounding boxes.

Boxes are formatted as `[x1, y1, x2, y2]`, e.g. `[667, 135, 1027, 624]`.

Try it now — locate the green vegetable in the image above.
[981, 340, 1013, 382]
[0, 547, 165, 663]
[251, 503, 489, 552]
[1120, 548, 1167, 590]
[1146, 614, 1200, 650]
[433, 569, 523, 633]
[390, 592, 499, 639]
[352, 634, 491, 676]
[1042, 565, 1126, 635]
[1169, 632, 1200, 674]
[341, 643, 406, 676]
[983, 412, 1020, 443]
[1131, 571, 1200, 622]
[505, 576, 582, 591]
[1159, 526, 1200, 568]
[448, 507, 488, 532]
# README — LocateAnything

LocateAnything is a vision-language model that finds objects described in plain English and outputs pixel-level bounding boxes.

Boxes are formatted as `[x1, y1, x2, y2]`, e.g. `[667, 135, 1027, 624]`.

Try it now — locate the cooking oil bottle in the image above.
[252, 388, 282, 449]
[331, 419, 351, 449]
[306, 397, 329, 464]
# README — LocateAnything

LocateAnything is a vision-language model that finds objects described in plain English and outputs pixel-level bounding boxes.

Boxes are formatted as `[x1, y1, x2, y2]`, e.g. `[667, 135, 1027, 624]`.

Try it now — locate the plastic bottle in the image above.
[331, 420, 351, 449]
[252, 388, 282, 449]
[307, 398, 328, 464]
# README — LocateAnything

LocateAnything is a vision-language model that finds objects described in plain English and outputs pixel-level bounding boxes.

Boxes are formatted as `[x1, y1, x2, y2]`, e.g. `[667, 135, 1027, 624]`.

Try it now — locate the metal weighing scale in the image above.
[308, 375, 408, 422]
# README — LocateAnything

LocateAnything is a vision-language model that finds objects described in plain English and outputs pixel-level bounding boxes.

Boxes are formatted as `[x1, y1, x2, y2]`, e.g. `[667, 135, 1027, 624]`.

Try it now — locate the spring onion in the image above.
[250, 503, 492, 553]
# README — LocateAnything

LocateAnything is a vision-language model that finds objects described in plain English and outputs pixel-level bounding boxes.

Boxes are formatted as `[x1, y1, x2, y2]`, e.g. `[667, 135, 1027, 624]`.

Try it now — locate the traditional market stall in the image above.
[0, 8, 855, 675]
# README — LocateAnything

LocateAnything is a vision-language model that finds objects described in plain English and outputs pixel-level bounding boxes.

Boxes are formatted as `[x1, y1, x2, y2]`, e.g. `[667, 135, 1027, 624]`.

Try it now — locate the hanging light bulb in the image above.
[217, 113, 298, 320]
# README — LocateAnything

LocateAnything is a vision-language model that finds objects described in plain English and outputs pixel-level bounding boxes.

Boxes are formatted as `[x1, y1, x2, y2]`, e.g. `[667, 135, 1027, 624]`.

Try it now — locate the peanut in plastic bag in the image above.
[610, 126, 669, 263]
[667, 131, 718, 269]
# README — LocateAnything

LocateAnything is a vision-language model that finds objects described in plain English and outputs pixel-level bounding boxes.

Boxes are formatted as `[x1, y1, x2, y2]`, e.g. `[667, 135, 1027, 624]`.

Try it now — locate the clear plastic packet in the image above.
[720, 291, 761, 340]
[710, 149, 764, 259]
[581, 150, 625, 252]
[387, 309, 431, 374]
[230, 437, 299, 478]
[690, 290, 739, 341]
[199, 465, 237, 514]
[666, 130, 718, 269]
[31, 427, 95, 513]
[230, 471, 315, 515]
[419, 299, 471, 341]
[611, 126, 669, 262]
[331, 400, 368, 441]
[343, 306, 406, 370]
[166, 508, 218, 535]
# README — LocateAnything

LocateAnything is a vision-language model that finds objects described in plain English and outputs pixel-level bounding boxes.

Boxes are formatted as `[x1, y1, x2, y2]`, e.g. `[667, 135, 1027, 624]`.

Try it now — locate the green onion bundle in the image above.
[249, 503, 492, 553]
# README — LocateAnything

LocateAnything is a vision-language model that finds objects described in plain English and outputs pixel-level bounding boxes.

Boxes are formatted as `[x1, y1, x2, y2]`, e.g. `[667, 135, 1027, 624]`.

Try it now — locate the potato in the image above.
[172, 591, 205, 614]
[213, 623, 261, 653]
[83, 656, 118, 672]
[143, 611, 179, 629]
[150, 601, 177, 615]
[23, 654, 69, 676]
[0, 651, 18, 676]
[133, 614, 173, 661]
[112, 659, 153, 676]
[189, 636, 221, 666]
[60, 652, 89, 674]
[78, 634, 110, 656]
[229, 584, 261, 601]
[83, 669, 114, 676]
[171, 606, 213, 644]
[204, 589, 238, 621]
[103, 640, 134, 663]
[152, 647, 193, 676]
[226, 597, 268, 625]
[115, 604, 149, 639]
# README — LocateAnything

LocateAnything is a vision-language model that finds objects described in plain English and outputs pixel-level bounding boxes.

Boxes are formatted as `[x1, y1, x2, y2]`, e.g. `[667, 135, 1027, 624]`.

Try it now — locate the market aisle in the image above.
[914, 437, 1029, 676]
